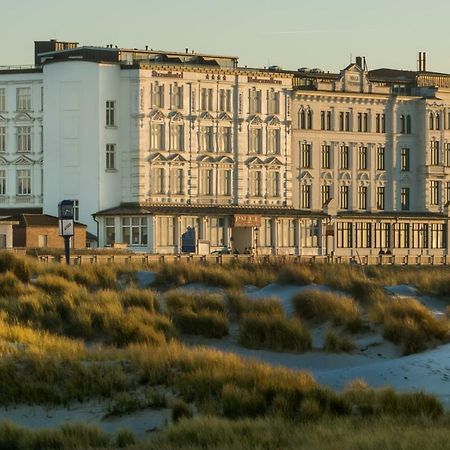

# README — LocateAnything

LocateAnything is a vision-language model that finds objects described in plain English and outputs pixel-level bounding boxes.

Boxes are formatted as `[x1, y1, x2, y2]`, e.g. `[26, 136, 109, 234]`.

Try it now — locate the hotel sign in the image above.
[232, 214, 261, 227]
[247, 76, 282, 85]
[152, 70, 183, 79]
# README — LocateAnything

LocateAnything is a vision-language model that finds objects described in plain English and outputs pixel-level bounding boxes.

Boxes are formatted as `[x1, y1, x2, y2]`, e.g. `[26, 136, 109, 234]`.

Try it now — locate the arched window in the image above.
[400, 115, 405, 134]
[300, 109, 306, 129]
[429, 112, 434, 130]
[436, 113, 441, 130]
[406, 115, 412, 134]
[306, 110, 313, 129]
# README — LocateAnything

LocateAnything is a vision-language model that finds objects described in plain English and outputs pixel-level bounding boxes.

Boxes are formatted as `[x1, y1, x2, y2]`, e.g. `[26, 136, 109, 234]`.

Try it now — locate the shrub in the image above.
[34, 274, 84, 298]
[116, 429, 136, 448]
[238, 313, 311, 352]
[165, 291, 225, 314]
[0, 252, 32, 282]
[171, 399, 192, 422]
[293, 290, 362, 332]
[72, 264, 117, 289]
[0, 271, 24, 298]
[119, 288, 159, 313]
[226, 292, 284, 319]
[323, 328, 355, 353]
[221, 383, 267, 418]
[277, 264, 315, 285]
[171, 309, 229, 338]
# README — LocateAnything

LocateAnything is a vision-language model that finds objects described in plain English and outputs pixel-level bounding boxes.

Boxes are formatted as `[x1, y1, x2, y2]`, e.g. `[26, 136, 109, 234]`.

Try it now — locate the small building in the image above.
[0, 214, 87, 249]
[0, 220, 19, 249]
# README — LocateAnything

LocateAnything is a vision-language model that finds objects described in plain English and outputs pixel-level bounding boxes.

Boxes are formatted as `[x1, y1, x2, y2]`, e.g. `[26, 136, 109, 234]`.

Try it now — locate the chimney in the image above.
[423, 52, 427, 72]
[355, 56, 362, 68]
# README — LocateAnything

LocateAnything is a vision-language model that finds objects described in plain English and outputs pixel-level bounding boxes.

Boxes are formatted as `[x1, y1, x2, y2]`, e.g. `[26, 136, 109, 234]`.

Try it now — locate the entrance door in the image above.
[231, 227, 253, 254]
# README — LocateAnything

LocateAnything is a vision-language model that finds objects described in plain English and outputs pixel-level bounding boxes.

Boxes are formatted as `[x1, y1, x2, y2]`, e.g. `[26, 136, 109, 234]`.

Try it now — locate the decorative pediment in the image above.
[199, 111, 214, 121]
[216, 156, 234, 164]
[246, 156, 264, 166]
[400, 174, 411, 184]
[0, 114, 7, 122]
[13, 155, 33, 165]
[0, 156, 7, 165]
[169, 111, 184, 121]
[149, 110, 165, 121]
[167, 153, 187, 162]
[265, 157, 283, 166]
[266, 115, 281, 126]
[14, 112, 33, 122]
[149, 152, 167, 162]
[218, 112, 232, 122]
[248, 115, 263, 125]
[320, 171, 333, 180]
[197, 155, 215, 163]
[375, 172, 387, 182]
[300, 171, 313, 180]
[357, 172, 370, 182]
[338, 171, 352, 181]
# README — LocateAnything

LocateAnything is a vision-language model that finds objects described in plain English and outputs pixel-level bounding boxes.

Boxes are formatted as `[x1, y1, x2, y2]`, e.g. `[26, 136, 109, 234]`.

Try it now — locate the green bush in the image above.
[221, 383, 267, 418]
[171, 309, 229, 338]
[226, 292, 284, 319]
[119, 288, 159, 312]
[323, 328, 355, 353]
[293, 290, 362, 332]
[171, 399, 192, 422]
[165, 291, 225, 314]
[238, 313, 311, 352]
[277, 265, 315, 285]
[0, 252, 32, 282]
[0, 271, 24, 298]
[116, 429, 136, 448]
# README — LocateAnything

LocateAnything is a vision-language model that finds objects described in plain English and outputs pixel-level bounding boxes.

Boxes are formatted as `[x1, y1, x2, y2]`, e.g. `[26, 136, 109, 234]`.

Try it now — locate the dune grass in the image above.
[323, 328, 355, 353]
[293, 290, 363, 332]
[165, 291, 228, 338]
[369, 296, 449, 354]
[142, 415, 450, 450]
[238, 313, 312, 353]
[226, 292, 284, 319]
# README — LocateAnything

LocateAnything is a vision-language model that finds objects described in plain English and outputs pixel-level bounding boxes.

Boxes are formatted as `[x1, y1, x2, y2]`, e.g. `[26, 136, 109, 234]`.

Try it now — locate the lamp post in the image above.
[58, 200, 74, 265]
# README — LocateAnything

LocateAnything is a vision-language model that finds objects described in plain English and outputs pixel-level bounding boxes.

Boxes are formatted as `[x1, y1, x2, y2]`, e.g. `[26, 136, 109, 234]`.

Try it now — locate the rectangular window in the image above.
[320, 111, 326, 130]
[0, 170, 6, 195]
[220, 169, 232, 196]
[38, 234, 48, 248]
[358, 185, 367, 210]
[268, 90, 280, 115]
[154, 167, 165, 194]
[430, 141, 440, 165]
[394, 223, 409, 249]
[249, 128, 262, 153]
[301, 219, 319, 248]
[357, 112, 362, 132]
[401, 148, 410, 171]
[267, 128, 280, 154]
[201, 126, 214, 152]
[446, 182, 450, 204]
[157, 217, 176, 247]
[251, 171, 262, 197]
[106, 100, 116, 126]
[376, 147, 385, 170]
[151, 123, 165, 150]
[430, 223, 445, 249]
[201, 88, 214, 111]
[72, 200, 79, 221]
[376, 113, 385, 133]
[152, 83, 164, 108]
[105, 217, 116, 246]
[430, 181, 440, 205]
[363, 113, 368, 132]
[174, 168, 184, 195]
[171, 84, 183, 109]
[249, 89, 262, 114]
[170, 123, 184, 151]
[301, 143, 311, 168]
[16, 87, 31, 111]
[279, 219, 296, 248]
[106, 144, 116, 170]
[339, 185, 349, 209]
[445, 143, 450, 167]
[326, 111, 332, 130]
[268, 171, 280, 197]
[340, 145, 350, 170]
[0, 127, 5, 152]
[202, 169, 214, 195]
[207, 217, 225, 247]
[16, 169, 31, 195]
[0, 88, 5, 112]
[412, 223, 428, 248]
[17, 127, 31, 152]
[376, 186, 385, 210]
[345, 112, 351, 131]
[401, 187, 410, 211]
[122, 217, 148, 246]
[321, 144, 331, 169]
[339, 112, 344, 131]
[355, 222, 371, 248]
[321, 184, 331, 206]
[337, 222, 352, 248]
[375, 223, 391, 249]
[301, 184, 311, 209]
[358, 146, 368, 170]
[219, 89, 232, 113]
[260, 218, 273, 247]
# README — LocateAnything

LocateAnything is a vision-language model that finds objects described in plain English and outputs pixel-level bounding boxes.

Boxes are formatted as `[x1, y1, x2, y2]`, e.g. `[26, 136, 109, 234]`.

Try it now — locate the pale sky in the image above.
[2, 0, 450, 73]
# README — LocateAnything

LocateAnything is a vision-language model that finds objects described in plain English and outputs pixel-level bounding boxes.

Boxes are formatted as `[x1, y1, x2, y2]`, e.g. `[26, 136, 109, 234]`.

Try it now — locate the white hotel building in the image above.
[0, 41, 449, 256]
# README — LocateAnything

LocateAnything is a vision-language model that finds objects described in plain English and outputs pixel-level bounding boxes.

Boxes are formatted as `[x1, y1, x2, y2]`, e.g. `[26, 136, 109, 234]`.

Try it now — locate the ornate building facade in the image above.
[0, 41, 449, 256]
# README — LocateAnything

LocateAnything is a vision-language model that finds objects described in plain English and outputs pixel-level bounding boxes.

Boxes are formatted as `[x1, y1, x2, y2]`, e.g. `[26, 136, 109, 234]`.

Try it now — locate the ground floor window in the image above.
[430, 223, 445, 249]
[393, 223, 410, 248]
[157, 217, 176, 246]
[355, 222, 371, 248]
[105, 217, 115, 246]
[207, 217, 225, 247]
[279, 219, 296, 247]
[259, 218, 273, 247]
[374, 223, 390, 249]
[337, 222, 352, 248]
[122, 217, 147, 246]
[412, 223, 428, 248]
[301, 219, 319, 248]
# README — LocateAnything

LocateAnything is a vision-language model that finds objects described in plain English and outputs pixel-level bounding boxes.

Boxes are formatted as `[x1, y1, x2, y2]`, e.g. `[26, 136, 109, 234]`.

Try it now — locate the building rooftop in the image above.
[0, 214, 86, 228]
